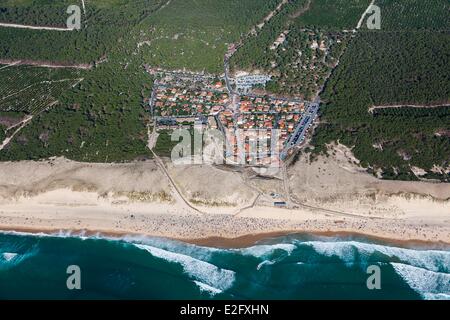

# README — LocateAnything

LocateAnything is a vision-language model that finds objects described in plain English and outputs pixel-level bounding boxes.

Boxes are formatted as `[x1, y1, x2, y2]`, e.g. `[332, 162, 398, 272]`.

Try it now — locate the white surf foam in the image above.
[256, 260, 276, 270]
[303, 240, 450, 272]
[134, 244, 235, 292]
[124, 235, 220, 262]
[193, 280, 223, 296]
[0, 229, 89, 239]
[423, 293, 450, 300]
[391, 262, 450, 300]
[240, 243, 296, 258]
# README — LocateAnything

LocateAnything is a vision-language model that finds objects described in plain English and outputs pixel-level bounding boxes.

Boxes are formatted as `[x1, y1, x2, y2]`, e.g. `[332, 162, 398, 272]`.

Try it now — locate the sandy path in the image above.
[290, 0, 311, 19]
[258, 0, 289, 29]
[0, 115, 33, 151]
[150, 151, 205, 215]
[0, 59, 92, 70]
[0, 78, 83, 102]
[159, 0, 172, 11]
[0, 61, 20, 70]
[369, 104, 450, 113]
[147, 125, 159, 150]
[81, 0, 86, 15]
[0, 22, 74, 32]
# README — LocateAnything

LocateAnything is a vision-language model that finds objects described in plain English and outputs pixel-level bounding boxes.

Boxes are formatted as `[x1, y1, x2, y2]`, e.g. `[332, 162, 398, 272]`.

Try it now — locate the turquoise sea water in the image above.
[0, 232, 449, 300]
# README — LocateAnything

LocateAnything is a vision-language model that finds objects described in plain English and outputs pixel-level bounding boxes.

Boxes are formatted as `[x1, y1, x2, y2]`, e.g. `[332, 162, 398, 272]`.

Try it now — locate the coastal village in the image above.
[147, 68, 319, 166]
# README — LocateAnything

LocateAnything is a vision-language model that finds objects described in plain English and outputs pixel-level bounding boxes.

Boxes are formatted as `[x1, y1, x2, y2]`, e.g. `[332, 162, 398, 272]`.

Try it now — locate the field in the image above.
[0, 64, 83, 151]
[296, 0, 372, 29]
[373, 0, 450, 30]
[0, 57, 153, 162]
[0, 65, 83, 115]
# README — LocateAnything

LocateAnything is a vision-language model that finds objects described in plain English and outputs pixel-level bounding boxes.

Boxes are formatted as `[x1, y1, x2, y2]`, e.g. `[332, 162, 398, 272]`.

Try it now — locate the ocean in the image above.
[0, 232, 449, 300]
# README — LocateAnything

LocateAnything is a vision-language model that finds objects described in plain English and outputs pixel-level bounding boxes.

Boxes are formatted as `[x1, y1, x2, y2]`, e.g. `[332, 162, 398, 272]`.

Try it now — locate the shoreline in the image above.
[187, 230, 450, 250]
[1, 194, 449, 245]
[1, 224, 449, 251]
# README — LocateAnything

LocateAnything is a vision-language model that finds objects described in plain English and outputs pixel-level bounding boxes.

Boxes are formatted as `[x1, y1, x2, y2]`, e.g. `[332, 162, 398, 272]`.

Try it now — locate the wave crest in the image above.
[391, 263, 450, 300]
[134, 244, 235, 293]
[239, 243, 296, 258]
[303, 240, 450, 272]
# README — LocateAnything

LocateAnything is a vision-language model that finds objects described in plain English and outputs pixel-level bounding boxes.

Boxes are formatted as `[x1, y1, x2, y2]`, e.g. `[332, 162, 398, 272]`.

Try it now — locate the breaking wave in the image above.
[391, 263, 450, 300]
[239, 243, 297, 258]
[134, 244, 236, 292]
[302, 240, 450, 272]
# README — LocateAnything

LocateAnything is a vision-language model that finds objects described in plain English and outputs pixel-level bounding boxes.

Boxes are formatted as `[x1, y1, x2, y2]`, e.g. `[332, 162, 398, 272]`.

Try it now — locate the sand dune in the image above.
[0, 151, 448, 244]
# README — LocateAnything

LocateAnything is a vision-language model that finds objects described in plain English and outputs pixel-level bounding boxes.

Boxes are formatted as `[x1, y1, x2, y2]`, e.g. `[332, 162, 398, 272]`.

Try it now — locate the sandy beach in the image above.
[0, 146, 449, 245]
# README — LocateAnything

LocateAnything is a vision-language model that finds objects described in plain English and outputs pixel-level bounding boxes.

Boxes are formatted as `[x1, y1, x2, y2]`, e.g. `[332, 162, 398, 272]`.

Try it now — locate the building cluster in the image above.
[234, 96, 305, 143]
[151, 75, 311, 167]
[217, 96, 306, 165]
[153, 84, 229, 117]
